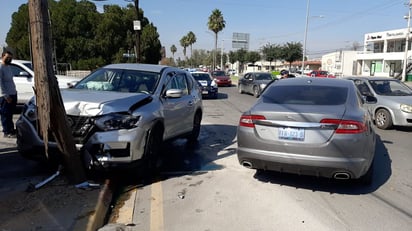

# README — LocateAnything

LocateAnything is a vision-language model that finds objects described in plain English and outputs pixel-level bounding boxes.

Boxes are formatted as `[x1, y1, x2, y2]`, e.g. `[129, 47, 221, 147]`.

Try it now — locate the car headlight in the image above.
[400, 104, 412, 113]
[95, 113, 141, 131]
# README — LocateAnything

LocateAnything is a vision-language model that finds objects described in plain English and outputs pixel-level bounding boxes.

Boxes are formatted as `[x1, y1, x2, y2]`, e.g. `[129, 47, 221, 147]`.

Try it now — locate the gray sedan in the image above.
[16, 63, 203, 170]
[346, 76, 412, 129]
[237, 77, 376, 184]
[238, 72, 276, 97]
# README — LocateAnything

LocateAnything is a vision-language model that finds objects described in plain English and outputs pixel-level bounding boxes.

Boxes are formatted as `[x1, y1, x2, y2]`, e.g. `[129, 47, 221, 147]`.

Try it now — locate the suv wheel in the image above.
[187, 111, 202, 144]
[143, 125, 163, 173]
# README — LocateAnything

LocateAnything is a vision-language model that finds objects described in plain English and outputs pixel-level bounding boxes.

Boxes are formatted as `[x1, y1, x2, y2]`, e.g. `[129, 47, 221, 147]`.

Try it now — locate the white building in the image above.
[321, 28, 412, 81]
[356, 28, 411, 79]
[322, 50, 358, 77]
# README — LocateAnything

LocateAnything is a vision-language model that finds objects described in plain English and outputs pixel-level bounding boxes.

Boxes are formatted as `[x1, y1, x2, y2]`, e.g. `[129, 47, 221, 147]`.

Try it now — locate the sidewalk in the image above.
[0, 133, 113, 231]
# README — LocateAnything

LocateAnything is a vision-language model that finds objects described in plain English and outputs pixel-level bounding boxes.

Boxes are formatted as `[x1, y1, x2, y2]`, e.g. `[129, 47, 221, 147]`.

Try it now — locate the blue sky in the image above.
[0, 0, 409, 59]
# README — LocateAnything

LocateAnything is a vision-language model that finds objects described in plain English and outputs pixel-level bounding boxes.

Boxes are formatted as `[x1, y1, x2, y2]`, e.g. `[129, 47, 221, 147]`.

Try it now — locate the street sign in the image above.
[133, 20, 141, 31]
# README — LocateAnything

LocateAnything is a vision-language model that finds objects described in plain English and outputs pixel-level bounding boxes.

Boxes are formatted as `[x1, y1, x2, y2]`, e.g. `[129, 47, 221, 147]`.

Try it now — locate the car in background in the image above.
[1, 59, 80, 104]
[191, 71, 218, 99]
[227, 69, 236, 75]
[238, 72, 276, 97]
[16, 63, 203, 170]
[237, 77, 376, 184]
[345, 76, 412, 129]
[211, 70, 232, 87]
[307, 70, 335, 78]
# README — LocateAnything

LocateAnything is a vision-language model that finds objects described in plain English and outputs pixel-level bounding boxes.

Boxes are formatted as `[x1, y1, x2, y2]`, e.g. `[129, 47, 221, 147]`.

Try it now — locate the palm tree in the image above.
[170, 44, 177, 60]
[207, 9, 226, 70]
[186, 31, 197, 67]
[180, 35, 189, 60]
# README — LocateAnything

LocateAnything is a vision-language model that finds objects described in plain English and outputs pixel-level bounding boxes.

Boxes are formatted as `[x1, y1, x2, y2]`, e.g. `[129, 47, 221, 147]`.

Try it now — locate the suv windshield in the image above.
[74, 68, 160, 93]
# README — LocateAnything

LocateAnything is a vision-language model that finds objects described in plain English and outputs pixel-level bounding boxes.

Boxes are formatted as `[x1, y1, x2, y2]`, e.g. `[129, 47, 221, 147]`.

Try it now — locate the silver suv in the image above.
[16, 63, 203, 170]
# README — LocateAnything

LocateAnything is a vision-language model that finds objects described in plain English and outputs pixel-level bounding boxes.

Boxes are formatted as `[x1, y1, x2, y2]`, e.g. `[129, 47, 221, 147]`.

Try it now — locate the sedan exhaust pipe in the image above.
[242, 161, 253, 169]
[333, 172, 351, 180]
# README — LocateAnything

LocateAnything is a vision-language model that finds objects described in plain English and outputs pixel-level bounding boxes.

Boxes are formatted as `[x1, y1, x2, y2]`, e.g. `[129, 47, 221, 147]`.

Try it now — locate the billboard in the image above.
[232, 32, 250, 50]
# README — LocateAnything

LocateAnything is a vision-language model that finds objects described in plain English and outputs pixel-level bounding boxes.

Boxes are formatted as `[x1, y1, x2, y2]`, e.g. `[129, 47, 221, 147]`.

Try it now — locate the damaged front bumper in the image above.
[16, 114, 148, 169]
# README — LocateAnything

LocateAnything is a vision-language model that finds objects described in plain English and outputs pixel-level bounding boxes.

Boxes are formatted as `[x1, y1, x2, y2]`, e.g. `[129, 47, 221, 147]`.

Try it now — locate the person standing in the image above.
[0, 50, 17, 138]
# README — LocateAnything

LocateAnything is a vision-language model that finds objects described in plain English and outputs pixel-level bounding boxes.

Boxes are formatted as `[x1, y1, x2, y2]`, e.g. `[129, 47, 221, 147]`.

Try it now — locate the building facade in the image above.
[356, 27, 412, 78]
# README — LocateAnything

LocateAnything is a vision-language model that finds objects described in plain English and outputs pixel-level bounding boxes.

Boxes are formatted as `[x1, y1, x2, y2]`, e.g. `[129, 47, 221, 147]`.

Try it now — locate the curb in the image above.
[73, 179, 113, 231]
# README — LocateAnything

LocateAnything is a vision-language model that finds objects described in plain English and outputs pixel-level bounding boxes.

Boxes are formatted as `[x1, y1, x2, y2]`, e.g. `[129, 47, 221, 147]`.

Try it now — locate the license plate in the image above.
[202, 91, 209, 94]
[278, 127, 305, 141]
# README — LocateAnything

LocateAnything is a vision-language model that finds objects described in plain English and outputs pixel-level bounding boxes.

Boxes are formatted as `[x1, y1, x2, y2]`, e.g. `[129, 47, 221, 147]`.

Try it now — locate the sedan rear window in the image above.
[262, 85, 348, 105]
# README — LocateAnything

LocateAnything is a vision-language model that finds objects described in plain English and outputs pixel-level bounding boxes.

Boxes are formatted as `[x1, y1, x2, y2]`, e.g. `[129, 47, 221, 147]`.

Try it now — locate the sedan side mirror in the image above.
[364, 95, 377, 104]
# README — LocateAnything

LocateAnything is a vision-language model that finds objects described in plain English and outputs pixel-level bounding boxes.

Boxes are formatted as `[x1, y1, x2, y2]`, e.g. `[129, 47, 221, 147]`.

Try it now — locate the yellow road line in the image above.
[150, 180, 164, 231]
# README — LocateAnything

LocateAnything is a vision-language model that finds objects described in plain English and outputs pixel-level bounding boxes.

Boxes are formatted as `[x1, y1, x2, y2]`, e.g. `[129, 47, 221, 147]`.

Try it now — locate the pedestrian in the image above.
[0, 50, 18, 138]
[280, 69, 289, 79]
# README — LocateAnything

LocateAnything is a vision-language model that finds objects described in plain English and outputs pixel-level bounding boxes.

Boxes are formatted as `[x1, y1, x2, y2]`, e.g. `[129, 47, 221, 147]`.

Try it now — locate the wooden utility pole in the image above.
[28, 0, 86, 184]
[134, 0, 140, 63]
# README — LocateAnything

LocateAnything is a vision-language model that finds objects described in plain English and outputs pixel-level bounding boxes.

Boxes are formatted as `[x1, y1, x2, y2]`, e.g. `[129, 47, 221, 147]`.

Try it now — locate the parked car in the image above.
[191, 71, 218, 99]
[16, 63, 203, 170]
[227, 69, 236, 75]
[345, 76, 412, 129]
[237, 77, 376, 184]
[307, 70, 335, 78]
[238, 72, 276, 97]
[211, 70, 232, 87]
[0, 59, 79, 104]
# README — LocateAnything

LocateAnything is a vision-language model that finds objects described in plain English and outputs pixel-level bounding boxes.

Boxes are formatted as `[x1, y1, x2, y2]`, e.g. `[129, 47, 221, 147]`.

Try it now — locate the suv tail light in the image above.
[320, 119, 366, 134]
[239, 115, 266, 128]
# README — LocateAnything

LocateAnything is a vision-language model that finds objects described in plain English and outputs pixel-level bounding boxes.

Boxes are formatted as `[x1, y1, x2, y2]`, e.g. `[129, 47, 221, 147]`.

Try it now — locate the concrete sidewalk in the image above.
[0, 134, 113, 231]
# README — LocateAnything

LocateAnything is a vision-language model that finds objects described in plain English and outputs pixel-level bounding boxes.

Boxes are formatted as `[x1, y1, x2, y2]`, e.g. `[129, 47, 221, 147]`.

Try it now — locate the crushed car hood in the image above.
[61, 89, 150, 116]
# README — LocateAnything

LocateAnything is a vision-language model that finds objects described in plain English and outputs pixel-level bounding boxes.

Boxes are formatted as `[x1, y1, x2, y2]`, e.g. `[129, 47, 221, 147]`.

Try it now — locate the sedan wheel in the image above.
[375, 109, 393, 129]
[253, 86, 260, 97]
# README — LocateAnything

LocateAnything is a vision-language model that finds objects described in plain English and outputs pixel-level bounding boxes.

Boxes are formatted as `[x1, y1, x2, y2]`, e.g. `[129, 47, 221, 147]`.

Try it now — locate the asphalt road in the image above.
[105, 85, 412, 231]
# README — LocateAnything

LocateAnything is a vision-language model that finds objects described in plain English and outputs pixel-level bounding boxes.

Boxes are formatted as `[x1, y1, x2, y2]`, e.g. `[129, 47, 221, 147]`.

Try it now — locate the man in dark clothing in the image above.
[0, 51, 18, 138]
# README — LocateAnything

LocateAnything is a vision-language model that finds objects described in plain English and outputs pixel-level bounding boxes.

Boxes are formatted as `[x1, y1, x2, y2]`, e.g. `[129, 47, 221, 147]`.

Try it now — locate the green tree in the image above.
[186, 31, 196, 67]
[281, 42, 302, 69]
[261, 43, 281, 71]
[6, 0, 161, 70]
[180, 35, 189, 60]
[207, 9, 226, 70]
[141, 23, 162, 64]
[170, 44, 177, 59]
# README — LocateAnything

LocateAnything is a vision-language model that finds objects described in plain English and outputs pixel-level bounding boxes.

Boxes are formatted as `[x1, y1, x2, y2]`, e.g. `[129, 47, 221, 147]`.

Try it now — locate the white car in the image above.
[1, 59, 79, 104]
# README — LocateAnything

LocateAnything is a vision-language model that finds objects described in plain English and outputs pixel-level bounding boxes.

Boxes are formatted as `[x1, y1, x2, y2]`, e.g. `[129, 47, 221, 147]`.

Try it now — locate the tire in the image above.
[187, 111, 202, 144]
[238, 85, 244, 94]
[375, 109, 393, 129]
[253, 86, 260, 98]
[143, 125, 163, 173]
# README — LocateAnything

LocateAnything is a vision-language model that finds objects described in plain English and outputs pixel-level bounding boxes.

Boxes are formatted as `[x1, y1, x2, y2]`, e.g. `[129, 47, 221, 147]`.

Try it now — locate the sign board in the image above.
[133, 20, 141, 31]
[232, 32, 250, 50]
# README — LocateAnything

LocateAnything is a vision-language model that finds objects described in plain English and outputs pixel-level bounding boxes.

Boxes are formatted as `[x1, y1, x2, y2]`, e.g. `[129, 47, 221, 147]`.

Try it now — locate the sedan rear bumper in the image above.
[237, 147, 372, 179]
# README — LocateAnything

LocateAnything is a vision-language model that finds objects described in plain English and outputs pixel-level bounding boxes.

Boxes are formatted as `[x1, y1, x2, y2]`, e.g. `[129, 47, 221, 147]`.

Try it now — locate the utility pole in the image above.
[133, 0, 140, 63]
[403, 0, 412, 82]
[28, 0, 86, 184]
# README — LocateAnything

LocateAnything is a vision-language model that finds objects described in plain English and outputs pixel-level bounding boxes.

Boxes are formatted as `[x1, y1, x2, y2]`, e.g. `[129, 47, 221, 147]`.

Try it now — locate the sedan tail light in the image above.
[239, 115, 266, 128]
[320, 119, 366, 134]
